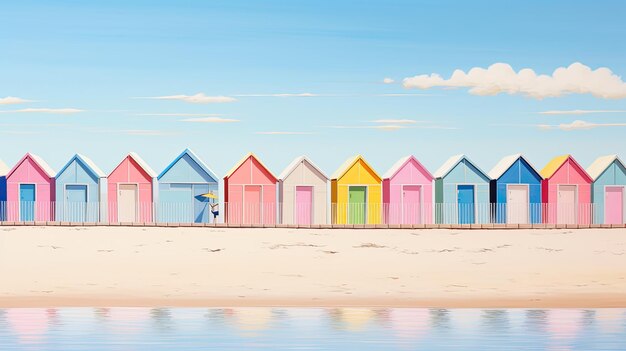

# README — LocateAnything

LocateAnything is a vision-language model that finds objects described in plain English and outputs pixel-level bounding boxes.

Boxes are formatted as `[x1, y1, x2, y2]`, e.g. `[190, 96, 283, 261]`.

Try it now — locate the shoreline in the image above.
[1, 226, 625, 309]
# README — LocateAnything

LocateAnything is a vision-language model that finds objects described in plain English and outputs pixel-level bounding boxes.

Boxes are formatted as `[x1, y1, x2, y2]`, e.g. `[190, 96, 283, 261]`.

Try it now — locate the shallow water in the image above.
[0, 308, 624, 350]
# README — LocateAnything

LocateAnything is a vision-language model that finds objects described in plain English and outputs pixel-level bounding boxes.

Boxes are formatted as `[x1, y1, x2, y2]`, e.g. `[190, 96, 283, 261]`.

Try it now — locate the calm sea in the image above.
[0, 308, 624, 350]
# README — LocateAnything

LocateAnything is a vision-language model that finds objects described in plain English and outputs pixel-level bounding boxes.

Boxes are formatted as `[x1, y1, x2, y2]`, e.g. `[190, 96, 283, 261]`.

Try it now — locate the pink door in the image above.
[295, 186, 313, 225]
[557, 185, 577, 224]
[245, 185, 262, 224]
[402, 185, 422, 224]
[605, 186, 624, 224]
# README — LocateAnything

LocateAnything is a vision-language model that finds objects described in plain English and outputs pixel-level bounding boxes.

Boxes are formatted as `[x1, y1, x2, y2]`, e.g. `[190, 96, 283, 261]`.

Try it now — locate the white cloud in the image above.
[539, 109, 626, 115]
[403, 62, 626, 99]
[134, 113, 223, 117]
[234, 93, 318, 97]
[0, 108, 83, 114]
[255, 131, 314, 135]
[538, 120, 626, 131]
[180, 117, 239, 123]
[383, 78, 395, 84]
[371, 119, 417, 124]
[139, 93, 236, 104]
[0, 96, 32, 105]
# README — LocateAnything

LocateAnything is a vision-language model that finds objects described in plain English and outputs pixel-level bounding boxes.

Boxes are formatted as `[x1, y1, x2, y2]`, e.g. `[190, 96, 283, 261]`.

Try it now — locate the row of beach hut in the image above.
[0, 151, 624, 225]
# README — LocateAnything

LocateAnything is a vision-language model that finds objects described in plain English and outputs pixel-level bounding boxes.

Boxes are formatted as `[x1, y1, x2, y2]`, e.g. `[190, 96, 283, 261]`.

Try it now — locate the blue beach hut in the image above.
[0, 160, 8, 220]
[488, 154, 543, 224]
[55, 154, 107, 222]
[434, 154, 491, 224]
[587, 155, 626, 224]
[157, 149, 219, 223]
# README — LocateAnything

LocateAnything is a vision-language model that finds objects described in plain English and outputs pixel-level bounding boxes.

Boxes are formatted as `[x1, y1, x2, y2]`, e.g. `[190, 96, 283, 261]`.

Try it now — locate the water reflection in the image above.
[0, 308, 623, 350]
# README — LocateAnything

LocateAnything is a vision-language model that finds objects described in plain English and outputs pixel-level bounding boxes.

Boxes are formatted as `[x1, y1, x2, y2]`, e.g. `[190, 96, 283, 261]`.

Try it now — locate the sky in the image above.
[1, 0, 626, 178]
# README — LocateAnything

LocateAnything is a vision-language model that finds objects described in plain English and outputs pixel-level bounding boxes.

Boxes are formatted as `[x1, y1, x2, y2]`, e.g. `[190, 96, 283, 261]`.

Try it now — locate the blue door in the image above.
[66, 184, 88, 222]
[193, 184, 210, 223]
[458, 185, 475, 224]
[19, 184, 36, 221]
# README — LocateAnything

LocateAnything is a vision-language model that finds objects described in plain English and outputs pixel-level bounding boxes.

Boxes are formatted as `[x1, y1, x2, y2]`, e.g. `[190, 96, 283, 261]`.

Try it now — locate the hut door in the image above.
[605, 186, 624, 224]
[19, 184, 36, 221]
[348, 186, 366, 224]
[295, 186, 313, 225]
[457, 185, 475, 224]
[244, 185, 262, 224]
[557, 185, 577, 224]
[66, 184, 88, 222]
[118, 184, 138, 222]
[507, 185, 529, 224]
[402, 185, 421, 224]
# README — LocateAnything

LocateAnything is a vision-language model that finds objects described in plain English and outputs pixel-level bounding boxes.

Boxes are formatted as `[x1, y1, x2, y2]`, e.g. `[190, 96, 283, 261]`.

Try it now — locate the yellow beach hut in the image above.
[331, 155, 382, 224]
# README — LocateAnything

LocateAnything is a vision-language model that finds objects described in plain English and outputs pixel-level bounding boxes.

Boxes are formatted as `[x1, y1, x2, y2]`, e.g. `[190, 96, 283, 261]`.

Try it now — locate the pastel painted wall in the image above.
[224, 156, 277, 225]
[491, 158, 542, 224]
[541, 157, 592, 224]
[332, 158, 382, 225]
[55, 157, 103, 222]
[383, 157, 433, 224]
[158, 152, 218, 223]
[107, 156, 154, 222]
[435, 159, 490, 224]
[0, 176, 5, 221]
[279, 159, 328, 225]
[591, 160, 626, 224]
[6, 156, 55, 221]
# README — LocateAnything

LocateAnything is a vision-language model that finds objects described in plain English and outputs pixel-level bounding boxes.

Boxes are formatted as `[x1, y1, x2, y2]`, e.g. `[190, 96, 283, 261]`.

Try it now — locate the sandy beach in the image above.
[0, 226, 625, 308]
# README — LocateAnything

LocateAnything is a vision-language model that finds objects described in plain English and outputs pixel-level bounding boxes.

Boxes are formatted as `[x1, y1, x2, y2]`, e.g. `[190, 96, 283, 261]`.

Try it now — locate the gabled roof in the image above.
[57, 153, 106, 179]
[224, 152, 276, 180]
[586, 154, 625, 181]
[6, 153, 56, 179]
[540, 154, 592, 182]
[158, 148, 218, 182]
[433, 154, 490, 180]
[109, 152, 157, 178]
[278, 155, 329, 181]
[0, 159, 9, 176]
[331, 155, 381, 181]
[382, 155, 434, 180]
[488, 153, 542, 180]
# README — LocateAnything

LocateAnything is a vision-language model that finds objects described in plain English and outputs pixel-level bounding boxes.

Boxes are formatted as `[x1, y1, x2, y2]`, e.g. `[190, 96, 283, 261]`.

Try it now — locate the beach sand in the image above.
[0, 226, 624, 308]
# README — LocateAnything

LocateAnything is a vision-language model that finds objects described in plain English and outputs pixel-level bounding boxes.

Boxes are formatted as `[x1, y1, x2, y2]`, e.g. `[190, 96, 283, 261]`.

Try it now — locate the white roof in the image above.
[433, 154, 490, 180]
[586, 154, 624, 181]
[488, 153, 542, 180]
[76, 153, 106, 178]
[382, 155, 434, 180]
[0, 159, 9, 176]
[128, 152, 157, 178]
[29, 153, 56, 177]
[278, 155, 329, 181]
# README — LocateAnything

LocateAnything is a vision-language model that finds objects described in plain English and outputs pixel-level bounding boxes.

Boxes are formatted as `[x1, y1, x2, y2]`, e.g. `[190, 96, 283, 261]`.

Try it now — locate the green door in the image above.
[348, 186, 366, 224]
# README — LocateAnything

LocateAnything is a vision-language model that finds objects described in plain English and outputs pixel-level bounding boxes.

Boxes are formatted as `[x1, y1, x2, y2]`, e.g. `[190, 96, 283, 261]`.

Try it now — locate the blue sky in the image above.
[1, 0, 626, 177]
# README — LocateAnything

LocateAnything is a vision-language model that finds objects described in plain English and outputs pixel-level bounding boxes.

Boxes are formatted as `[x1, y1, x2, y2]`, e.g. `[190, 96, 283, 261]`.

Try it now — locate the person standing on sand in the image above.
[210, 202, 219, 223]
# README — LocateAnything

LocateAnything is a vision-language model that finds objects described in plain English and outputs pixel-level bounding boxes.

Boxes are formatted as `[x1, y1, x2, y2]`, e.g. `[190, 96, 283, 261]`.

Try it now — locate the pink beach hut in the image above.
[5, 153, 56, 221]
[224, 153, 277, 225]
[540, 155, 593, 225]
[382, 155, 434, 224]
[107, 152, 157, 223]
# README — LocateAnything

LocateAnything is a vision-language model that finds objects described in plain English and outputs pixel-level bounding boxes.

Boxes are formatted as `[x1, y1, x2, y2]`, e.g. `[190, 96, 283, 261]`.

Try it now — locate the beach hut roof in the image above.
[331, 155, 381, 181]
[7, 153, 56, 178]
[433, 154, 490, 180]
[0, 159, 9, 176]
[57, 153, 106, 179]
[113, 152, 157, 178]
[540, 154, 592, 182]
[158, 148, 218, 182]
[488, 153, 542, 180]
[382, 155, 434, 180]
[586, 154, 625, 181]
[224, 152, 276, 180]
[278, 155, 329, 181]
